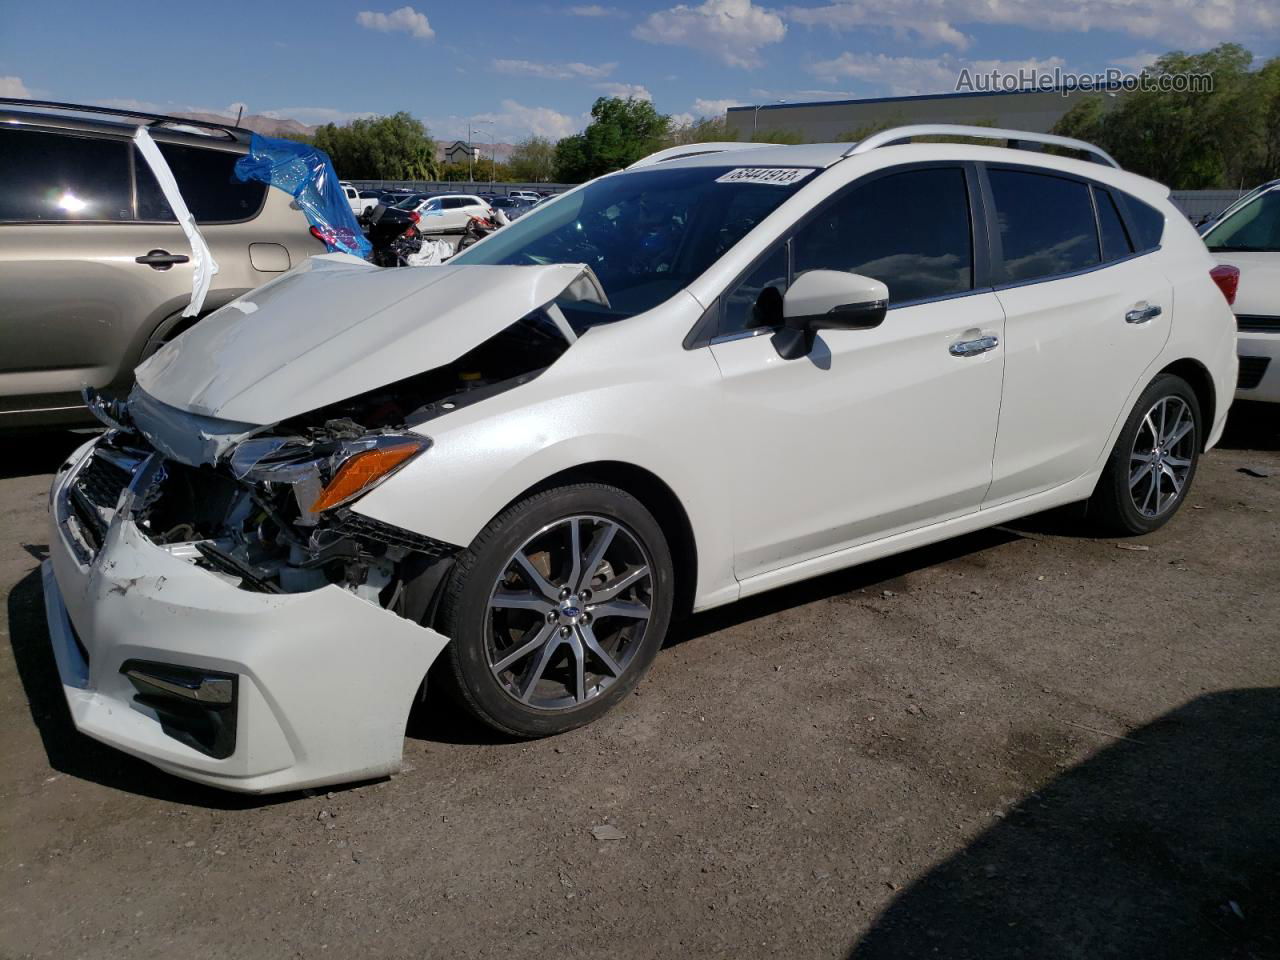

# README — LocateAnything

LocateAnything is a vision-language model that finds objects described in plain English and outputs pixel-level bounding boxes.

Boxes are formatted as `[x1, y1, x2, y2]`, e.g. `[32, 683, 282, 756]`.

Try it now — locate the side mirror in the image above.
[772, 270, 889, 360]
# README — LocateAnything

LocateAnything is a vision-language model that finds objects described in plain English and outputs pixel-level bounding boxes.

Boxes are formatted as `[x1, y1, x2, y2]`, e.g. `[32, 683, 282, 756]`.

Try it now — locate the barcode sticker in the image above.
[715, 167, 815, 186]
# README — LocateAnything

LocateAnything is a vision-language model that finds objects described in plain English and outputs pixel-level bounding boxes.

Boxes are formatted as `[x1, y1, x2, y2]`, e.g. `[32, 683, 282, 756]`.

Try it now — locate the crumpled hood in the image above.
[134, 253, 605, 425]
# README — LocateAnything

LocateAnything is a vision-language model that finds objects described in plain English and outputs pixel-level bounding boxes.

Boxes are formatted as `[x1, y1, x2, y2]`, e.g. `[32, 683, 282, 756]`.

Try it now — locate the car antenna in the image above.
[235, 104, 244, 128]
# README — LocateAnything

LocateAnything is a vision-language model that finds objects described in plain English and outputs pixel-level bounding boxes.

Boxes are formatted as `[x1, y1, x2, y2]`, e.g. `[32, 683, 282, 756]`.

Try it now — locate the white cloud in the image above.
[786, 0, 1278, 49]
[565, 4, 625, 15]
[493, 59, 616, 79]
[596, 82, 653, 100]
[0, 75, 31, 98]
[670, 112, 697, 127]
[692, 97, 746, 116]
[807, 52, 1069, 97]
[635, 0, 786, 69]
[1111, 50, 1160, 72]
[356, 6, 435, 39]
[470, 99, 583, 141]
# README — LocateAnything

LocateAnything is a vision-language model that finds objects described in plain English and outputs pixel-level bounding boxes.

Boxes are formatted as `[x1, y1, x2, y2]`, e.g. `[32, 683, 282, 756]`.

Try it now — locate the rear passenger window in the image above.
[792, 167, 973, 305]
[0, 128, 132, 222]
[135, 142, 267, 223]
[989, 169, 1099, 283]
[1095, 187, 1134, 261]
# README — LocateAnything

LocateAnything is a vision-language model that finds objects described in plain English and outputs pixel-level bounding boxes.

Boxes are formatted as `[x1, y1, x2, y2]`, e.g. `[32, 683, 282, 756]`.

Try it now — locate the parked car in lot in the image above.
[508, 190, 541, 203]
[43, 126, 1236, 792]
[1201, 179, 1280, 403]
[490, 196, 532, 220]
[0, 98, 323, 429]
[398, 193, 494, 234]
[340, 181, 379, 218]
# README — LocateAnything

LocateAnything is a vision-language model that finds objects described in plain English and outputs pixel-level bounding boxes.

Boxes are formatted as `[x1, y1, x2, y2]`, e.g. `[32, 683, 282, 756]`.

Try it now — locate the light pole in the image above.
[473, 119, 494, 191]
[752, 99, 786, 139]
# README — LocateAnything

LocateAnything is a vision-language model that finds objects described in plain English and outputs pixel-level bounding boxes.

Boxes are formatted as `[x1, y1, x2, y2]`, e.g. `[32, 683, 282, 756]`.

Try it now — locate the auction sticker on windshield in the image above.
[715, 167, 815, 186]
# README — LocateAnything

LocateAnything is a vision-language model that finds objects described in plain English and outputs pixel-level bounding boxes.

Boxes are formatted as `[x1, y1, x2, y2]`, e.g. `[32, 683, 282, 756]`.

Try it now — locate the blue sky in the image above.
[2, 0, 1278, 142]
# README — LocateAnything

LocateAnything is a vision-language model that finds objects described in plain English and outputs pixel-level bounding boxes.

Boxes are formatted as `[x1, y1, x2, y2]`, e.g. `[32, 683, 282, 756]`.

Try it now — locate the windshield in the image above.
[450, 165, 815, 323]
[1203, 187, 1280, 252]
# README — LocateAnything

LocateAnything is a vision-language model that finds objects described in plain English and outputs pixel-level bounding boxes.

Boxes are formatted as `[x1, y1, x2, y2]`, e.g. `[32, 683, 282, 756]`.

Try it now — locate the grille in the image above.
[1238, 356, 1271, 390]
[74, 452, 132, 511]
[1237, 315, 1280, 333]
[332, 510, 459, 559]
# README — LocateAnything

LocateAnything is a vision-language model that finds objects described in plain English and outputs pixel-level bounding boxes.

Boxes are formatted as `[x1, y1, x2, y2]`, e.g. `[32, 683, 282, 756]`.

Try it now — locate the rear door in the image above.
[983, 166, 1172, 505]
[0, 127, 156, 418]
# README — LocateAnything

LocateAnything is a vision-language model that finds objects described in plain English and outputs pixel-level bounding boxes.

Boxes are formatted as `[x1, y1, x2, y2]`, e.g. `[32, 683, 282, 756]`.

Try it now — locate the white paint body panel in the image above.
[44, 138, 1238, 792]
[1213, 250, 1280, 403]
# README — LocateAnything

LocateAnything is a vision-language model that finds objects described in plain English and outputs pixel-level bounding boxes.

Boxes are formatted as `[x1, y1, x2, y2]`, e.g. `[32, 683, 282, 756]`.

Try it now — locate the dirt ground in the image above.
[2, 408, 1277, 960]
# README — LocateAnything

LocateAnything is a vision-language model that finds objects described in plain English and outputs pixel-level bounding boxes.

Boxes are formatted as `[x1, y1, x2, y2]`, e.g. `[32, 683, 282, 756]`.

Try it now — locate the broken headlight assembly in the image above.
[228, 432, 429, 521]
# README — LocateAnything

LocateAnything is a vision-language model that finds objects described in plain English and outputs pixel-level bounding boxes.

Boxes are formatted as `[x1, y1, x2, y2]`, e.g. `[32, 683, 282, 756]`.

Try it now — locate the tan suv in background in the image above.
[0, 99, 324, 429]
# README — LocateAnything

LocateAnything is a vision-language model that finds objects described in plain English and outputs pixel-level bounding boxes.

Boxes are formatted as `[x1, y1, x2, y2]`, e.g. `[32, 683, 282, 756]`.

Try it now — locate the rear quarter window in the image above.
[135, 142, 267, 223]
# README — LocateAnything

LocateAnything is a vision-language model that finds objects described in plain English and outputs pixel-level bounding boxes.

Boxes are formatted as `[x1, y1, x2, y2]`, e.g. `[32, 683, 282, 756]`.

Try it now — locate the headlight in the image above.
[227, 433, 429, 515]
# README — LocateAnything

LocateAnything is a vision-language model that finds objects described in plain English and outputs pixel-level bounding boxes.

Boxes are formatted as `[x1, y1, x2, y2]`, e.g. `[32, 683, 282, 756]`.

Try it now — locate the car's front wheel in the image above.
[437, 483, 674, 737]
[1090, 373, 1202, 535]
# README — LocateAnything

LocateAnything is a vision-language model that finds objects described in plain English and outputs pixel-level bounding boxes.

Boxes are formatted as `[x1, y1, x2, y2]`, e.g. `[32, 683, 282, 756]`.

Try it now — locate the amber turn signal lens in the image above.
[310, 441, 423, 513]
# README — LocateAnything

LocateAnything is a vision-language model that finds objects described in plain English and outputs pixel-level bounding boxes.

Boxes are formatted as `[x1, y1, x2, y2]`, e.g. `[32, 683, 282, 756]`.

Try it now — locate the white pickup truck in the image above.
[340, 182, 379, 218]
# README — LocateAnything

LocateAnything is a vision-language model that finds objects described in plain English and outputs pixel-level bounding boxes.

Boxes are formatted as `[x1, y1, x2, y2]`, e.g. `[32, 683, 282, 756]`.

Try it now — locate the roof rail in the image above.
[627, 141, 761, 170]
[843, 124, 1119, 168]
[0, 97, 243, 140]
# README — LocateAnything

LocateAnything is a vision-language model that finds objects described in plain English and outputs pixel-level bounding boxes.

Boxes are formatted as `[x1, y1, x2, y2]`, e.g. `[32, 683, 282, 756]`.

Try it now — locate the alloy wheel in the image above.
[485, 515, 655, 711]
[1128, 396, 1196, 518]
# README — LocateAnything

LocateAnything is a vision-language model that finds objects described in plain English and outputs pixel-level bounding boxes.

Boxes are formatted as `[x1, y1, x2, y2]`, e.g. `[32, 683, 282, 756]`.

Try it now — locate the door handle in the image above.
[949, 334, 1000, 357]
[135, 249, 190, 270]
[1125, 303, 1162, 324]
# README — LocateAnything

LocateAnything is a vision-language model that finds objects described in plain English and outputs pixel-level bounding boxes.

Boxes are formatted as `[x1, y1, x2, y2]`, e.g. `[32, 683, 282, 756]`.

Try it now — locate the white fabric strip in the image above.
[132, 126, 220, 317]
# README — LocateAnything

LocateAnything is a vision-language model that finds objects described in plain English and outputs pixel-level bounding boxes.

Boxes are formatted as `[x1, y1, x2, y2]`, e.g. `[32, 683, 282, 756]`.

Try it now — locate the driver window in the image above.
[792, 167, 973, 305]
[719, 243, 789, 338]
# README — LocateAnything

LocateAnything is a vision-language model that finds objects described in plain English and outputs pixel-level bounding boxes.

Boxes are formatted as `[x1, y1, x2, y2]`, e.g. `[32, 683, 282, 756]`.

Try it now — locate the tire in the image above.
[1089, 373, 1202, 535]
[437, 483, 674, 738]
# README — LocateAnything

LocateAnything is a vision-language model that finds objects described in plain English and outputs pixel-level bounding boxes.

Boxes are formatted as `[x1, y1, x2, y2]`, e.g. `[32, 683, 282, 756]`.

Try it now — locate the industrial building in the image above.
[725, 87, 1115, 142]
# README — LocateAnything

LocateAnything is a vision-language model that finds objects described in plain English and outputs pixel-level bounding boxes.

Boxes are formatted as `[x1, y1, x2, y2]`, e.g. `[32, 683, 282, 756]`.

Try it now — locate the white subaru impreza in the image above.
[44, 127, 1237, 792]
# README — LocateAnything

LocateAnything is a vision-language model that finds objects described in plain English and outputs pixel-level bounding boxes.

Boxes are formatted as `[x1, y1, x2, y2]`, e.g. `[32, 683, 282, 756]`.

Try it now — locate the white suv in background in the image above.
[43, 126, 1237, 793]
[1202, 179, 1280, 402]
[405, 193, 493, 233]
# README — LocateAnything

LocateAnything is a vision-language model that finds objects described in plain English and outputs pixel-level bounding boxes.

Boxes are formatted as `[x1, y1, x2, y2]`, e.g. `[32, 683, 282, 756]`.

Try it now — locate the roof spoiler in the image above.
[842, 124, 1119, 168]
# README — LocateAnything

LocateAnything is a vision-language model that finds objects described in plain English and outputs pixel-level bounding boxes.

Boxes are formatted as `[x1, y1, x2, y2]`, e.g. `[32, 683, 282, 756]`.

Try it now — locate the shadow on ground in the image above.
[1219, 400, 1280, 453]
[0, 430, 96, 480]
[847, 688, 1280, 960]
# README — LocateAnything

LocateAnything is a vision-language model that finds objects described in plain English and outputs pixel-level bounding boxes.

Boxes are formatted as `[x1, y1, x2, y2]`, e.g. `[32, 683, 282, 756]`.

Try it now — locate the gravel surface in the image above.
[2, 408, 1277, 959]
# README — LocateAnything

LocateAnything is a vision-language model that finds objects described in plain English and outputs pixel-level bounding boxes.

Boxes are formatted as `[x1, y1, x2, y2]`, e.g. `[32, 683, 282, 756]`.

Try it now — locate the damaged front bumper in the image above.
[44, 438, 449, 794]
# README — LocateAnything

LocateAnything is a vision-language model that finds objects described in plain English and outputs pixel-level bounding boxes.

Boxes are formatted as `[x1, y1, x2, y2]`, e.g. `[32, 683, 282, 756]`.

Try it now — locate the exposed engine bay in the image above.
[76, 306, 574, 615]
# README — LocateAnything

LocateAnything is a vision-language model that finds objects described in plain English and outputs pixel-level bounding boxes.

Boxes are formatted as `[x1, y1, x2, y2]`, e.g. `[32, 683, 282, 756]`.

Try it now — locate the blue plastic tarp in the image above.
[234, 134, 371, 260]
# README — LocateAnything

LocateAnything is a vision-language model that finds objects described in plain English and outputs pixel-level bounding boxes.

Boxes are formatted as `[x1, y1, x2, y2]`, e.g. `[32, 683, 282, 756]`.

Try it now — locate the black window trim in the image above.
[979, 160, 1163, 292]
[688, 160, 992, 350]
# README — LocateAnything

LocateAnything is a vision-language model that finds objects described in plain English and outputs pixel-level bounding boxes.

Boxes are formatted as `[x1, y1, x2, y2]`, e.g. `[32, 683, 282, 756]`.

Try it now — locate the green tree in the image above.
[312, 112, 436, 180]
[508, 135, 557, 182]
[554, 97, 671, 182]
[750, 128, 804, 144]
[667, 115, 739, 145]
[1053, 44, 1280, 189]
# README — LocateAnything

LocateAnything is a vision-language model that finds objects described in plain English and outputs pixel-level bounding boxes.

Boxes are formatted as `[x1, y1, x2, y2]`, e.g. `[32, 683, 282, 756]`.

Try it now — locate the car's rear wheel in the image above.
[437, 483, 674, 737]
[1090, 373, 1202, 535]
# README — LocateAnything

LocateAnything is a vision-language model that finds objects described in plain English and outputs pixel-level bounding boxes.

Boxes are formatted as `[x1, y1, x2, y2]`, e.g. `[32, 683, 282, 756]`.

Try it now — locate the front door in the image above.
[708, 165, 1007, 581]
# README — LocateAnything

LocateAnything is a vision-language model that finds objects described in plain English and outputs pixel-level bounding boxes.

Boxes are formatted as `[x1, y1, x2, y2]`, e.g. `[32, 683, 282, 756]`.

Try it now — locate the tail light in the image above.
[409, 211, 421, 224]
[309, 225, 328, 245]
[1210, 264, 1239, 305]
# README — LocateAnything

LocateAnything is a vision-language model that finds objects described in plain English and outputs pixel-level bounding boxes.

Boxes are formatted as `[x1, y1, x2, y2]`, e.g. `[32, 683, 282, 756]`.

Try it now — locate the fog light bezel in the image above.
[121, 659, 238, 760]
